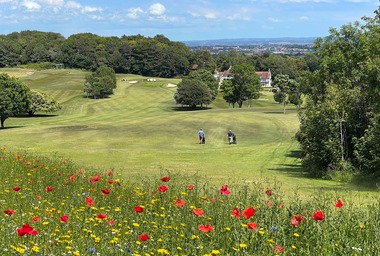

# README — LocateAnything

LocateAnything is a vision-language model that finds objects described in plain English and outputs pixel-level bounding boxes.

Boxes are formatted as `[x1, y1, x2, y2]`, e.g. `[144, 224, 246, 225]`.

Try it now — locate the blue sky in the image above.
[0, 0, 378, 41]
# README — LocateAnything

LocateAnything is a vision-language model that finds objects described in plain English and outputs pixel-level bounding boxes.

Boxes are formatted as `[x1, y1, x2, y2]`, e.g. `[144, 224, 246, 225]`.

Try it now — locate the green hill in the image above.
[1, 68, 376, 202]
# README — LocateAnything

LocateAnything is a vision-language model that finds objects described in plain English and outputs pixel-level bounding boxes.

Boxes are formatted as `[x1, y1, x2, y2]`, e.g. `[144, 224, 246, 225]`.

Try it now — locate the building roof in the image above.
[256, 70, 271, 80]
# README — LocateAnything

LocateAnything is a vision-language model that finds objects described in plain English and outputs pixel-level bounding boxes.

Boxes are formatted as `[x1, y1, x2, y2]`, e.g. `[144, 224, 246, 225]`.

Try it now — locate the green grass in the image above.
[1, 68, 378, 204]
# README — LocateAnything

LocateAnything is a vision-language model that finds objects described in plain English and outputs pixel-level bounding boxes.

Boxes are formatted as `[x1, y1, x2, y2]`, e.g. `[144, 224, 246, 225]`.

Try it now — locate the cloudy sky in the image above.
[0, 0, 378, 41]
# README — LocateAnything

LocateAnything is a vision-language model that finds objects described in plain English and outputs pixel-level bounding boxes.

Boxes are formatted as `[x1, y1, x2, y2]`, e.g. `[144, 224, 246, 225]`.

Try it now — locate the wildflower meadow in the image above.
[1, 146, 379, 255]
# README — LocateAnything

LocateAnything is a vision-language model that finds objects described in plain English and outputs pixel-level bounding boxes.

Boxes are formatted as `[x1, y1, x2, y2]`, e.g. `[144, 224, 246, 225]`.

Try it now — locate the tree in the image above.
[296, 7, 380, 177]
[223, 64, 261, 108]
[272, 74, 300, 113]
[187, 69, 218, 101]
[174, 78, 212, 108]
[84, 66, 117, 98]
[28, 90, 61, 116]
[0, 73, 30, 128]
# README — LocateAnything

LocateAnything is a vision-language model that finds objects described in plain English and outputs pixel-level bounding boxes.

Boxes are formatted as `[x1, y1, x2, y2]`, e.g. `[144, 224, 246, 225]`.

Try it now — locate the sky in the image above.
[0, 0, 378, 42]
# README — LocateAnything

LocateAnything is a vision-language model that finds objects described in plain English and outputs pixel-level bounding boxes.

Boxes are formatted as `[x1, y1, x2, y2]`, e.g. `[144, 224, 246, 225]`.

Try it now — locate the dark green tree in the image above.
[28, 90, 61, 116]
[296, 7, 380, 177]
[187, 69, 218, 101]
[0, 73, 30, 128]
[84, 66, 117, 98]
[174, 78, 213, 108]
[223, 64, 261, 108]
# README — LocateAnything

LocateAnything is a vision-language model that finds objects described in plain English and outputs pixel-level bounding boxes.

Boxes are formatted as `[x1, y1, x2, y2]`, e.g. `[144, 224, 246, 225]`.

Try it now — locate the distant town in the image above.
[182, 37, 317, 55]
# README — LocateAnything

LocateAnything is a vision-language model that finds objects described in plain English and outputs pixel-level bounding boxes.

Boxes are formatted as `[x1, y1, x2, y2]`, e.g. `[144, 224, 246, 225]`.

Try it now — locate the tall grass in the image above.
[1, 147, 379, 255]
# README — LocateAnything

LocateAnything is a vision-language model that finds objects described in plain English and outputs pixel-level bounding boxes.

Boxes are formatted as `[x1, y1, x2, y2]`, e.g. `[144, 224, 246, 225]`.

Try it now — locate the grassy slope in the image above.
[1, 68, 377, 203]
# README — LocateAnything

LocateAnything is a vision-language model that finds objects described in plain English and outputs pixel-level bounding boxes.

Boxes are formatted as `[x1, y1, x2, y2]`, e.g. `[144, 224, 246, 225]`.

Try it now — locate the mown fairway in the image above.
[1, 68, 376, 202]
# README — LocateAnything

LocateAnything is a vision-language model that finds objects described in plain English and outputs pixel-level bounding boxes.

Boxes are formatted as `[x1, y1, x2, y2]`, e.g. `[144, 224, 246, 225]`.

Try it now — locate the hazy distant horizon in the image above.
[182, 37, 317, 47]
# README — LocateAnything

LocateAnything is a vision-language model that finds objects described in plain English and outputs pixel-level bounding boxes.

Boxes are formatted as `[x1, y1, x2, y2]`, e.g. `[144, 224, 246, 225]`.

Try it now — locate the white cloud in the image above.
[268, 17, 279, 22]
[65, 1, 81, 9]
[149, 3, 165, 16]
[127, 7, 144, 19]
[189, 10, 218, 19]
[0, 0, 14, 3]
[82, 6, 101, 13]
[40, 0, 64, 6]
[299, 16, 309, 20]
[22, 0, 41, 11]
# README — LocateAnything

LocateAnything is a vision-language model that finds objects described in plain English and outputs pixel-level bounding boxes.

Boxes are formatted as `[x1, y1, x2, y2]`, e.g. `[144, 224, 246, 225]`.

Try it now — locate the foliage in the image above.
[174, 78, 213, 108]
[0, 73, 30, 128]
[272, 74, 301, 113]
[354, 113, 380, 177]
[84, 66, 117, 98]
[186, 69, 219, 100]
[296, 7, 380, 178]
[28, 90, 61, 116]
[0, 147, 379, 255]
[223, 64, 261, 108]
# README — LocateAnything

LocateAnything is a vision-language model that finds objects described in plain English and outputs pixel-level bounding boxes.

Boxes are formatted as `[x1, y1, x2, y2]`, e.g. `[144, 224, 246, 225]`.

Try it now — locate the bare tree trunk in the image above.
[339, 111, 345, 161]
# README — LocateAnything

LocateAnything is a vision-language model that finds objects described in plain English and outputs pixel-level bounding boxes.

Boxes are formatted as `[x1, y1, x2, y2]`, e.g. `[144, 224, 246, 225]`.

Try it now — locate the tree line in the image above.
[295, 7, 380, 180]
[0, 30, 317, 78]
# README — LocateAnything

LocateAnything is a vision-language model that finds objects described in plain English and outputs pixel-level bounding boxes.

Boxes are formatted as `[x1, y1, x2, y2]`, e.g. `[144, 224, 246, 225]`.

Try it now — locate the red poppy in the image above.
[290, 218, 299, 227]
[312, 210, 324, 221]
[108, 171, 113, 176]
[219, 184, 231, 195]
[158, 185, 168, 193]
[90, 174, 101, 183]
[243, 207, 255, 219]
[198, 222, 213, 232]
[86, 197, 94, 207]
[192, 208, 204, 217]
[139, 234, 149, 241]
[101, 189, 111, 196]
[107, 220, 115, 226]
[265, 201, 273, 207]
[160, 176, 170, 182]
[294, 215, 304, 222]
[69, 174, 75, 182]
[187, 184, 194, 190]
[4, 209, 15, 215]
[60, 215, 69, 223]
[247, 222, 258, 231]
[12, 186, 21, 191]
[231, 208, 241, 218]
[32, 216, 40, 223]
[45, 186, 53, 192]
[265, 189, 272, 196]
[274, 244, 284, 254]
[335, 199, 343, 208]
[108, 179, 114, 184]
[17, 223, 38, 236]
[78, 169, 84, 174]
[97, 213, 107, 219]
[174, 198, 185, 207]
[134, 205, 144, 213]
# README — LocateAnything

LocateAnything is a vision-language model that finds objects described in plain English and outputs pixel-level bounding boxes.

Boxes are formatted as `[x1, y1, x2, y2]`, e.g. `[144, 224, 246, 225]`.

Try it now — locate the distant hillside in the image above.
[182, 37, 317, 47]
